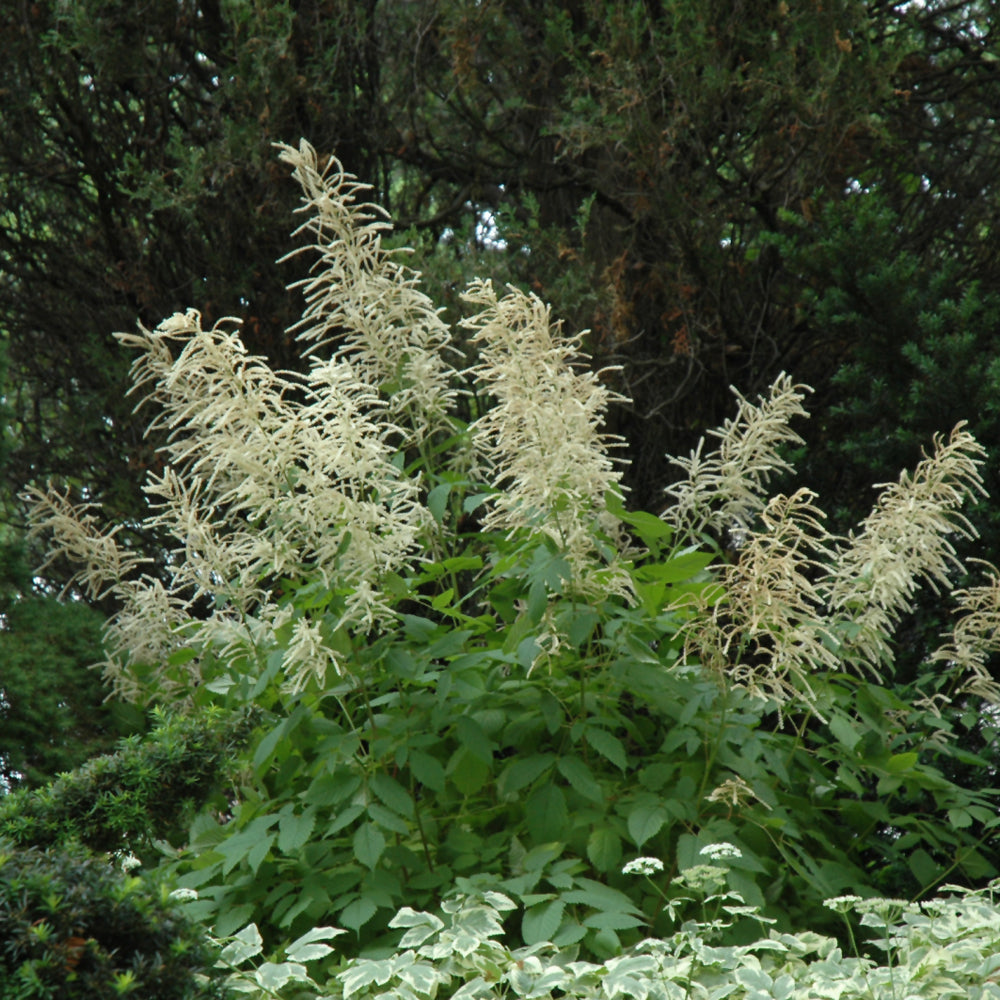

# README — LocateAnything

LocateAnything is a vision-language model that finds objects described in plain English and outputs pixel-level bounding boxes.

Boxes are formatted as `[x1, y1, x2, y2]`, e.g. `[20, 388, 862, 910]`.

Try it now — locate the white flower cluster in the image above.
[27, 143, 646, 701]
[699, 842, 743, 861]
[824, 424, 988, 670]
[622, 856, 665, 876]
[664, 374, 811, 541]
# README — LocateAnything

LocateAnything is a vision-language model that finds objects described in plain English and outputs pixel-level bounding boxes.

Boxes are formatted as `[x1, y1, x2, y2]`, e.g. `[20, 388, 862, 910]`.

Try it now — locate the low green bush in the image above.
[0, 708, 256, 856]
[0, 842, 226, 999]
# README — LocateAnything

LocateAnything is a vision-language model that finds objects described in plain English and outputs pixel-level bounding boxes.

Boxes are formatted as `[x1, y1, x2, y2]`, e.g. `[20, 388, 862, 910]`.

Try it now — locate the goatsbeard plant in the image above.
[23, 139, 1000, 965]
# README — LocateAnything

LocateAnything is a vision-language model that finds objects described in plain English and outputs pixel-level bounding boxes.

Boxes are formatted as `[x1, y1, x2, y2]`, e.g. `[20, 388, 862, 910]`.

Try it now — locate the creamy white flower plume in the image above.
[676, 487, 839, 706]
[664, 374, 810, 543]
[928, 561, 1000, 703]
[671, 389, 995, 710]
[819, 424, 987, 669]
[32, 303, 431, 699]
[24, 486, 149, 601]
[119, 310, 427, 615]
[277, 139, 460, 445]
[463, 279, 632, 600]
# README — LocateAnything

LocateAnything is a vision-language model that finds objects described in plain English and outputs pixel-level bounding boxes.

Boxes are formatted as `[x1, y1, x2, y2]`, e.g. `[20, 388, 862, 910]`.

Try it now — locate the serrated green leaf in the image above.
[328, 802, 365, 835]
[563, 878, 643, 914]
[886, 751, 919, 773]
[252, 721, 286, 772]
[587, 828, 623, 873]
[566, 607, 600, 647]
[583, 910, 647, 931]
[215, 904, 256, 939]
[455, 715, 495, 762]
[627, 804, 667, 848]
[449, 748, 491, 795]
[463, 492, 493, 514]
[409, 750, 446, 792]
[247, 834, 274, 875]
[907, 848, 940, 887]
[557, 756, 604, 802]
[366, 802, 410, 835]
[500, 753, 555, 796]
[204, 674, 235, 695]
[828, 713, 861, 752]
[353, 823, 386, 869]
[583, 726, 628, 771]
[640, 550, 715, 582]
[527, 783, 568, 843]
[948, 807, 973, 829]
[527, 576, 549, 622]
[305, 771, 360, 808]
[278, 809, 316, 855]
[427, 482, 451, 525]
[522, 899, 565, 945]
[218, 816, 279, 876]
[371, 772, 414, 818]
[339, 897, 378, 933]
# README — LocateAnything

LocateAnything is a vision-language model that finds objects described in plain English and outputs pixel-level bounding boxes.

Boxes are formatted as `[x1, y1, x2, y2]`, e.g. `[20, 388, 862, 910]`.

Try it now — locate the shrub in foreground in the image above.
[0, 843, 225, 999]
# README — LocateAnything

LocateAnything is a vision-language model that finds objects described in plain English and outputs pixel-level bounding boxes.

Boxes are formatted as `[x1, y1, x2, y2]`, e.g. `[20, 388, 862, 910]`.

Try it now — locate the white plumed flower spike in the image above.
[277, 139, 461, 446]
[463, 278, 633, 601]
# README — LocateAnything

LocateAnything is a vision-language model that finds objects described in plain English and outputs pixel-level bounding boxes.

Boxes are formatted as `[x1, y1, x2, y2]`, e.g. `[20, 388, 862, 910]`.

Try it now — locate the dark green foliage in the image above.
[0, 842, 225, 999]
[0, 0, 388, 575]
[0, 596, 136, 791]
[768, 191, 1000, 689]
[158, 531, 999, 967]
[773, 193, 1000, 535]
[0, 709, 256, 857]
[7, 0, 1000, 537]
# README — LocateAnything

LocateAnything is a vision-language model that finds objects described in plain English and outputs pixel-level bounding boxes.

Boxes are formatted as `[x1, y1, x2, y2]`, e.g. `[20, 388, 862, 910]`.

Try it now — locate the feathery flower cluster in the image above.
[664, 374, 811, 544]
[670, 395, 999, 707]
[24, 486, 149, 601]
[121, 310, 427, 608]
[677, 488, 840, 705]
[25, 137, 1000, 722]
[821, 424, 987, 669]
[30, 303, 428, 699]
[277, 140, 461, 445]
[464, 279, 632, 601]
[27, 143, 641, 699]
[929, 564, 1000, 702]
